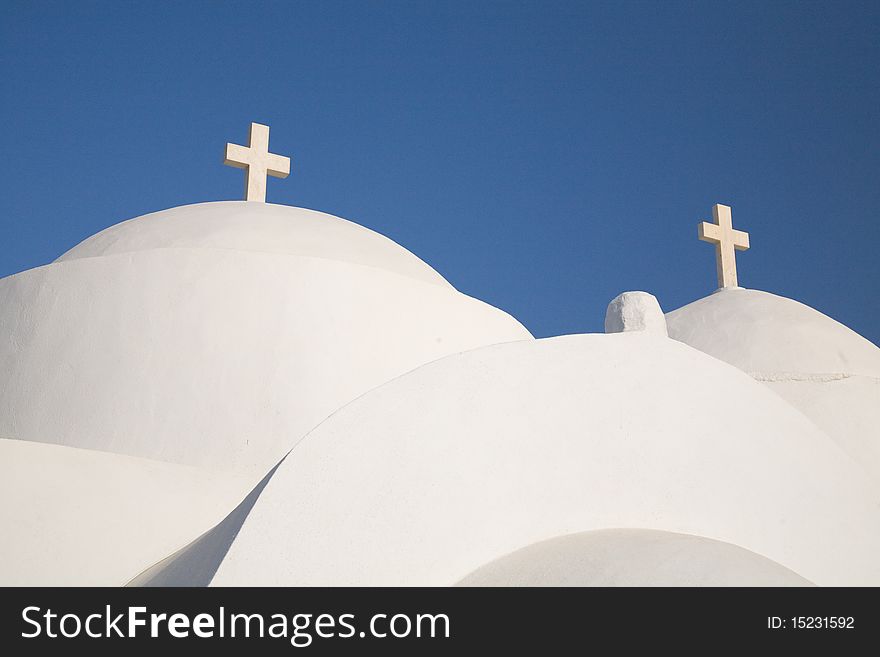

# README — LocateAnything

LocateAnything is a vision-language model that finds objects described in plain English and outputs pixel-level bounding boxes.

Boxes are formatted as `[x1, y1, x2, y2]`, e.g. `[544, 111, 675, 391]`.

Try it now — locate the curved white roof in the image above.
[456, 529, 812, 586]
[131, 334, 880, 587]
[0, 248, 530, 477]
[57, 201, 452, 288]
[767, 377, 880, 484]
[665, 288, 880, 377]
[0, 438, 250, 586]
[666, 288, 880, 483]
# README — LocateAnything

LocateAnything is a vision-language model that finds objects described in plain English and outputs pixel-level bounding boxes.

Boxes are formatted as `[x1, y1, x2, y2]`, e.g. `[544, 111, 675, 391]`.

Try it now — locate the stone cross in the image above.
[698, 203, 750, 289]
[224, 123, 291, 202]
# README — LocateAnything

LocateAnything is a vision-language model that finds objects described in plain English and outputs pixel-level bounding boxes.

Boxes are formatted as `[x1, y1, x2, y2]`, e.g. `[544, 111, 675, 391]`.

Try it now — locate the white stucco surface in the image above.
[133, 334, 879, 587]
[665, 288, 880, 377]
[57, 202, 452, 288]
[0, 248, 530, 476]
[604, 291, 667, 336]
[761, 376, 880, 482]
[129, 461, 281, 587]
[0, 438, 251, 586]
[666, 288, 880, 482]
[455, 529, 812, 587]
[5, 197, 878, 589]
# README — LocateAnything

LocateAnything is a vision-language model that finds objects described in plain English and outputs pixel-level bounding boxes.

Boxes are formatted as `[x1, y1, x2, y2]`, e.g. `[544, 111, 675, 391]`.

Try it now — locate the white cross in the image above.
[224, 122, 291, 202]
[698, 203, 750, 289]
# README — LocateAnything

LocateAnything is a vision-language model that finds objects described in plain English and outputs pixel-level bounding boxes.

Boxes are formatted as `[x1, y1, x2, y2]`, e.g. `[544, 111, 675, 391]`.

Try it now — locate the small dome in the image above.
[57, 201, 452, 288]
[456, 529, 812, 586]
[665, 288, 880, 377]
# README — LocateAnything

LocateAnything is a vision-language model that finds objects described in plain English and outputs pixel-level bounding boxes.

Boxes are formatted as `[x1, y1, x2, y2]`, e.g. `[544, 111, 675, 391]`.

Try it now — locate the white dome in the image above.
[0, 203, 532, 481]
[131, 334, 880, 587]
[57, 201, 452, 288]
[455, 529, 812, 587]
[666, 288, 880, 483]
[665, 288, 880, 377]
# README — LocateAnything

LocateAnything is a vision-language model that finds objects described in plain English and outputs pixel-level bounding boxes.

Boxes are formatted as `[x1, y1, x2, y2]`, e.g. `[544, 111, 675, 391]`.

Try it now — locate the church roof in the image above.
[0, 202, 531, 480]
[0, 438, 250, 586]
[131, 333, 880, 587]
[57, 201, 452, 288]
[666, 288, 880, 378]
[455, 529, 812, 587]
[4, 118, 878, 589]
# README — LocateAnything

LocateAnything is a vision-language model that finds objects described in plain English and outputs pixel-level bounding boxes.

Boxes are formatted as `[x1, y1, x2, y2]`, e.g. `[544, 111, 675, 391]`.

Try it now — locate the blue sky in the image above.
[1, 1, 878, 341]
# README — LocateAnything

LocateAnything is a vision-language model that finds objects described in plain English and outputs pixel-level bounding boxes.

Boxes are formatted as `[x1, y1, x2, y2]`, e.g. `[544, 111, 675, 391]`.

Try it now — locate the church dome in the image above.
[57, 201, 452, 288]
[455, 529, 812, 587]
[130, 334, 880, 587]
[666, 288, 880, 484]
[665, 288, 880, 377]
[0, 202, 531, 481]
